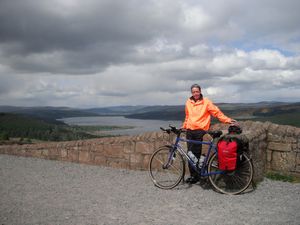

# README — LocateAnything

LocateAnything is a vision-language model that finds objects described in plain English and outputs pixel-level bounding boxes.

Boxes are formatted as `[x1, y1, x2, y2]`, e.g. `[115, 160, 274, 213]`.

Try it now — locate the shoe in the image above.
[186, 176, 199, 184]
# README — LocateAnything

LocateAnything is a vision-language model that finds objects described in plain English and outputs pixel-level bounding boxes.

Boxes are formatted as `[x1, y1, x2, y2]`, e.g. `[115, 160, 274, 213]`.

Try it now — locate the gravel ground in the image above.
[1, 154, 300, 225]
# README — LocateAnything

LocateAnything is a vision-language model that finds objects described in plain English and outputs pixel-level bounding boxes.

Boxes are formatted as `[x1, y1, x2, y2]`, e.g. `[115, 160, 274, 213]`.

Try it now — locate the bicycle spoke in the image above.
[149, 146, 185, 189]
[208, 153, 253, 194]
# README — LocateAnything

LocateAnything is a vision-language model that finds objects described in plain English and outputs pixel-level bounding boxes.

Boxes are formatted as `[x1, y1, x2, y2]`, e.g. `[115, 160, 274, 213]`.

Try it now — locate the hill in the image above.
[0, 113, 99, 142]
[125, 102, 300, 127]
[0, 106, 99, 124]
[1, 102, 299, 140]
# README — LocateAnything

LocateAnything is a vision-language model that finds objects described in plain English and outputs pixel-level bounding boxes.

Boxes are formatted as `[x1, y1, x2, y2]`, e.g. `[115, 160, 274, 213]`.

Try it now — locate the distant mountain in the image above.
[125, 105, 185, 120]
[124, 102, 300, 127]
[86, 105, 147, 115]
[1, 101, 299, 127]
[0, 106, 99, 124]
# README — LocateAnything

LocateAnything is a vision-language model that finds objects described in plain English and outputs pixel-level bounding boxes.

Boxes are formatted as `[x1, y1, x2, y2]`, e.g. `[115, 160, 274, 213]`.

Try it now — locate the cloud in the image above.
[0, 0, 299, 107]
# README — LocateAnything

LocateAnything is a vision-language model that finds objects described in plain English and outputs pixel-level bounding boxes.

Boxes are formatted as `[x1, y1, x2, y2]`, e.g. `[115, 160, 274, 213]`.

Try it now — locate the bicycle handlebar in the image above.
[160, 126, 182, 135]
[160, 125, 223, 139]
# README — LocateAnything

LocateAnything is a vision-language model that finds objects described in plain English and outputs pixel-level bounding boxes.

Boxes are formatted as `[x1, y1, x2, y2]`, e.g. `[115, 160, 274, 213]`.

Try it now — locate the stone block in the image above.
[283, 136, 297, 143]
[91, 143, 104, 152]
[292, 144, 298, 151]
[48, 148, 59, 156]
[270, 151, 296, 172]
[154, 141, 171, 150]
[94, 154, 107, 165]
[142, 155, 151, 170]
[108, 159, 129, 169]
[17, 149, 26, 157]
[61, 149, 68, 158]
[28, 149, 42, 158]
[258, 141, 267, 150]
[130, 153, 143, 164]
[130, 162, 143, 170]
[0, 146, 6, 154]
[124, 142, 135, 154]
[48, 154, 59, 160]
[135, 142, 155, 154]
[267, 150, 272, 162]
[268, 142, 292, 152]
[130, 154, 143, 169]
[41, 149, 49, 157]
[266, 162, 271, 170]
[103, 144, 125, 158]
[8, 147, 19, 155]
[262, 121, 272, 130]
[79, 151, 90, 163]
[68, 150, 78, 162]
[295, 166, 300, 173]
[296, 153, 300, 165]
[286, 126, 297, 137]
[267, 133, 283, 142]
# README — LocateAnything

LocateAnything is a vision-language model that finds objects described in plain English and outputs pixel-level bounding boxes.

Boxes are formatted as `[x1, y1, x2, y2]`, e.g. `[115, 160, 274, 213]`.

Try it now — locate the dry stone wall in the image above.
[211, 121, 300, 180]
[0, 131, 172, 171]
[0, 121, 299, 183]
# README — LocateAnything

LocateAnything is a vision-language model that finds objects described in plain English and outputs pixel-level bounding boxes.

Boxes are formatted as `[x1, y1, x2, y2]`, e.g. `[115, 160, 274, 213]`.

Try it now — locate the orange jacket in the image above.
[182, 97, 232, 131]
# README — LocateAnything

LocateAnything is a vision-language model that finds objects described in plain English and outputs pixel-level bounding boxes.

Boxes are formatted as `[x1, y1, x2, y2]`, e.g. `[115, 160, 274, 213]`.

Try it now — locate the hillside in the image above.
[0, 106, 99, 124]
[0, 102, 299, 140]
[125, 102, 300, 127]
[0, 113, 99, 142]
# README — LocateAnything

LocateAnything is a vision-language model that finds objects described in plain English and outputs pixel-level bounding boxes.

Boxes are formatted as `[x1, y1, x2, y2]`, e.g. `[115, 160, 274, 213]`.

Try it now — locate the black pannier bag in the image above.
[217, 125, 248, 171]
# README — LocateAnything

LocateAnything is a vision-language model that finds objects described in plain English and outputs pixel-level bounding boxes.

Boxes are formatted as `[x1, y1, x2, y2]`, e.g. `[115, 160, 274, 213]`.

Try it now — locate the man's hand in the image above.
[180, 128, 187, 132]
[230, 119, 239, 126]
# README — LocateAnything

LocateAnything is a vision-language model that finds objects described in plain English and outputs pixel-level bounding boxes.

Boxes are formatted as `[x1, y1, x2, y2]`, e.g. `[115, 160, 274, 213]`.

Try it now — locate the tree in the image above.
[0, 132, 9, 140]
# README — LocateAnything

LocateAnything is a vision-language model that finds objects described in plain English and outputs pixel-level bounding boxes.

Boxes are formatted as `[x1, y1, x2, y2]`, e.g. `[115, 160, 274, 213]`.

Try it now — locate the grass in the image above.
[265, 172, 300, 183]
[244, 112, 300, 128]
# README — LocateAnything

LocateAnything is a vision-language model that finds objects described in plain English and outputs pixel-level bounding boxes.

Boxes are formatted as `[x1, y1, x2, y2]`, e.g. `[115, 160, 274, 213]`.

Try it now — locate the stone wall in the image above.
[0, 131, 172, 171]
[265, 122, 300, 177]
[211, 121, 300, 180]
[0, 121, 299, 183]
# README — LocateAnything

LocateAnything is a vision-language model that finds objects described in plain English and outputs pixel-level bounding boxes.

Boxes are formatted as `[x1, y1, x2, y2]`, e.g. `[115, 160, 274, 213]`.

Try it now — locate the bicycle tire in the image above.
[149, 145, 185, 189]
[208, 152, 253, 195]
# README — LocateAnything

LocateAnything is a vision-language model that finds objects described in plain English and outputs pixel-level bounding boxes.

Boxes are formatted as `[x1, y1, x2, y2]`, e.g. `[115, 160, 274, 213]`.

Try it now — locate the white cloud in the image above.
[0, 0, 299, 107]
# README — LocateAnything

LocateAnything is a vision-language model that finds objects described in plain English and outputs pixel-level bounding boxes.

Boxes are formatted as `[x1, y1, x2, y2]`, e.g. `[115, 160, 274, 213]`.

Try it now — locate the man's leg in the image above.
[186, 130, 205, 183]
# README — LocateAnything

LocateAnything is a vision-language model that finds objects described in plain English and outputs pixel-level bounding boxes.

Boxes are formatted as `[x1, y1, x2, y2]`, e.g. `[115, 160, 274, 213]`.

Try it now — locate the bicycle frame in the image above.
[168, 135, 225, 177]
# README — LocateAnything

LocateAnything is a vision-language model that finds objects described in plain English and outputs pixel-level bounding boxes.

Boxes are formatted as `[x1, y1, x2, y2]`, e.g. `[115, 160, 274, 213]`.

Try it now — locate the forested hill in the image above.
[0, 102, 299, 136]
[124, 102, 300, 127]
[0, 106, 99, 124]
[0, 113, 98, 142]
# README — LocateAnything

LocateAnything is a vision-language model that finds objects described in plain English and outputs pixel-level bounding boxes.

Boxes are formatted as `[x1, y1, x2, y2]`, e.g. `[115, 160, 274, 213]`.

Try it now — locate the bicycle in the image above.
[148, 125, 253, 195]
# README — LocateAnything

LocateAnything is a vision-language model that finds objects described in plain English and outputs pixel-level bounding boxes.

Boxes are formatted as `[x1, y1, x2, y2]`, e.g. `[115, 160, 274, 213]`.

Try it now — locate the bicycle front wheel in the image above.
[208, 152, 253, 195]
[149, 146, 185, 189]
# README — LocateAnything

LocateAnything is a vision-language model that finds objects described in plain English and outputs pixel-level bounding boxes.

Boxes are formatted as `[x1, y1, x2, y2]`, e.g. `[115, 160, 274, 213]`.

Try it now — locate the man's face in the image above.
[191, 87, 201, 100]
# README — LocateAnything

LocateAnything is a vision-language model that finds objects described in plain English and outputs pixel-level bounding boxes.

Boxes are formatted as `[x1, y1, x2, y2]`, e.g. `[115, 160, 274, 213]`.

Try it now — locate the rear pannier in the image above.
[217, 125, 248, 171]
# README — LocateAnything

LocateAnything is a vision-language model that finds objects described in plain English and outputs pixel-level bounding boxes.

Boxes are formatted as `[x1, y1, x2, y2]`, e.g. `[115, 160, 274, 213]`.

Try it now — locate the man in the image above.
[182, 84, 236, 184]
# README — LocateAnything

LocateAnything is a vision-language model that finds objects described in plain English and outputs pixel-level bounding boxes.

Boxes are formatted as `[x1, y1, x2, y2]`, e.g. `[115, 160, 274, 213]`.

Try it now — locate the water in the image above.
[58, 116, 182, 136]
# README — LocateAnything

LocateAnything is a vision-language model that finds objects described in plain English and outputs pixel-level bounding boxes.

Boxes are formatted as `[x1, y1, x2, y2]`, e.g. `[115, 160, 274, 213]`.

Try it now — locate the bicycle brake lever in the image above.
[160, 127, 166, 131]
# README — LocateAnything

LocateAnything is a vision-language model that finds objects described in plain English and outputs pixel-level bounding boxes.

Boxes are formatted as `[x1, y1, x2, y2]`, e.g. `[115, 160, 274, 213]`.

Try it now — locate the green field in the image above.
[247, 113, 300, 127]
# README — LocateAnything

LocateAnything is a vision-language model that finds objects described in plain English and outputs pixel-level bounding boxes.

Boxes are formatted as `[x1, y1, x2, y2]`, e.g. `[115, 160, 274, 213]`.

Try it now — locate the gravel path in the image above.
[1, 154, 300, 225]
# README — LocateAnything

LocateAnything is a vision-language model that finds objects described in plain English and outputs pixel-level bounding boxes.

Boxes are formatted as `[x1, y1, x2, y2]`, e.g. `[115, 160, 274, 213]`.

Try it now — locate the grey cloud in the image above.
[0, 0, 299, 107]
[0, 0, 184, 74]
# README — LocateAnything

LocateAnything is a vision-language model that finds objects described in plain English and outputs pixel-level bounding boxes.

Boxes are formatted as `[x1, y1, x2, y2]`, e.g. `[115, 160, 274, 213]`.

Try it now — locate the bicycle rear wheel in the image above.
[149, 145, 185, 189]
[208, 152, 253, 195]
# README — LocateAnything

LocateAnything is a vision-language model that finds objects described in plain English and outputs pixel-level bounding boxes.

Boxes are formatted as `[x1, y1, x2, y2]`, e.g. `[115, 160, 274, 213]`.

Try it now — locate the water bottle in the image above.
[188, 151, 198, 164]
[199, 154, 205, 168]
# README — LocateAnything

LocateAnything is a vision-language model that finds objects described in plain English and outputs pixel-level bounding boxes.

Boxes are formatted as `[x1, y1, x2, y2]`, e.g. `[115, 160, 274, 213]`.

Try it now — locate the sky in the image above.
[0, 0, 299, 108]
